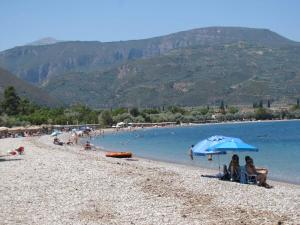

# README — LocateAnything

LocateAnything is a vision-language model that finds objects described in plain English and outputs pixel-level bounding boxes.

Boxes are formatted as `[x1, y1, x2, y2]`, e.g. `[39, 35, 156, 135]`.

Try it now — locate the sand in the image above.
[0, 134, 299, 225]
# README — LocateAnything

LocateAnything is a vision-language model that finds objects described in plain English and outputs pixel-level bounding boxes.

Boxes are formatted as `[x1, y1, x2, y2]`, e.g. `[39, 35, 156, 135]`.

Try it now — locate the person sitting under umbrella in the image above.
[223, 154, 240, 181]
[245, 156, 271, 188]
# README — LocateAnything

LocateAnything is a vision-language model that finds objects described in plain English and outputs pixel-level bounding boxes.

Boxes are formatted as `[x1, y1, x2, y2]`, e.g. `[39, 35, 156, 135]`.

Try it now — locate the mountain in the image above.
[43, 42, 300, 107]
[0, 26, 300, 107]
[27, 37, 61, 46]
[0, 27, 295, 85]
[0, 67, 62, 107]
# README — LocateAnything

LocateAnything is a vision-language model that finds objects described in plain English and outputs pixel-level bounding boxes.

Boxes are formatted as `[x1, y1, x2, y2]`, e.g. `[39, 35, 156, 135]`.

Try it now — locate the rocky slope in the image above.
[43, 42, 300, 107]
[0, 26, 299, 107]
[0, 27, 294, 85]
[0, 67, 62, 107]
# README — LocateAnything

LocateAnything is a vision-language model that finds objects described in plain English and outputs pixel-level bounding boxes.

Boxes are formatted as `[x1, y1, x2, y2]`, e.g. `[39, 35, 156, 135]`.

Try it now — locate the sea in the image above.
[90, 120, 300, 184]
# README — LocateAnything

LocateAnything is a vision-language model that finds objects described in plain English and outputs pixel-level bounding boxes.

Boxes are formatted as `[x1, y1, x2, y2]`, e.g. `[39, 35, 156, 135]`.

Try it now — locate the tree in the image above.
[1, 86, 20, 115]
[18, 97, 37, 115]
[267, 100, 271, 108]
[255, 108, 273, 120]
[129, 107, 139, 117]
[291, 98, 300, 110]
[219, 100, 225, 114]
[99, 110, 113, 127]
[167, 106, 185, 114]
[259, 100, 263, 108]
[200, 107, 209, 115]
[228, 106, 238, 114]
[112, 108, 127, 116]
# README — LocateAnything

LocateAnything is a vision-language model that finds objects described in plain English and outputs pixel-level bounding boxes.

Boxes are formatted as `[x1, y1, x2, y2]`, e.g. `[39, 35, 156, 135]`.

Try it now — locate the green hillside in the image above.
[1, 26, 300, 108]
[0, 67, 62, 107]
[0, 27, 294, 85]
[43, 42, 300, 107]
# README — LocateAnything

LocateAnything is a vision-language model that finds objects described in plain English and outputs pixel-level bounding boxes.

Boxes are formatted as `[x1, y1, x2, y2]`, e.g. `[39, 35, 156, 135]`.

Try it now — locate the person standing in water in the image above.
[188, 145, 194, 160]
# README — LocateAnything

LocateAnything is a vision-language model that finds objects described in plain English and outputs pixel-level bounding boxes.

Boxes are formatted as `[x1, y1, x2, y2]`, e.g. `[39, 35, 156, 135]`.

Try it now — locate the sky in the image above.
[1, 0, 300, 51]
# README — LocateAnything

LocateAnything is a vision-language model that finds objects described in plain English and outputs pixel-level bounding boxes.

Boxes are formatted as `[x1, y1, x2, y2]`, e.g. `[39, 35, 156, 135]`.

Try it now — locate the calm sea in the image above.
[91, 120, 300, 184]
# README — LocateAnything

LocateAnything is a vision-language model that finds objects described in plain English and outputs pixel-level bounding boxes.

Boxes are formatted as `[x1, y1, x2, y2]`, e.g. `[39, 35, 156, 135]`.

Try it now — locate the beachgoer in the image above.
[245, 156, 271, 188]
[188, 145, 194, 160]
[66, 139, 73, 145]
[53, 137, 63, 146]
[84, 141, 92, 150]
[74, 133, 79, 144]
[207, 154, 212, 161]
[228, 154, 240, 181]
[53, 137, 58, 144]
[15, 146, 25, 154]
[222, 165, 230, 180]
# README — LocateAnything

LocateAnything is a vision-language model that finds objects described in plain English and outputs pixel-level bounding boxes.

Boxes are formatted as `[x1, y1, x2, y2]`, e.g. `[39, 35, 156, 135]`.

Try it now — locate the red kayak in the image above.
[105, 152, 132, 158]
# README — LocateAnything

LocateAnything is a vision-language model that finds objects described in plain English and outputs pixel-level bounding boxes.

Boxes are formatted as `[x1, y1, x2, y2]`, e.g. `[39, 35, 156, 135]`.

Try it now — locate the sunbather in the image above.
[66, 139, 73, 145]
[84, 141, 92, 150]
[53, 137, 64, 146]
[15, 146, 24, 154]
[245, 156, 271, 188]
[222, 154, 240, 181]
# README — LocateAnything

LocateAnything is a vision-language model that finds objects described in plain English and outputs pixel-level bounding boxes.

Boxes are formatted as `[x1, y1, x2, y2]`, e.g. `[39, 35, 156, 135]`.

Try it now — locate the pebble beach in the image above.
[0, 134, 299, 225]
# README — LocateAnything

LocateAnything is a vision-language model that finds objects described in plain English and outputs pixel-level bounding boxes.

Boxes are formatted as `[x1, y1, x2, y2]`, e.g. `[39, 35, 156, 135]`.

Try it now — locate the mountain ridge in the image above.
[43, 42, 300, 107]
[26, 37, 62, 46]
[0, 27, 297, 85]
[1, 26, 300, 108]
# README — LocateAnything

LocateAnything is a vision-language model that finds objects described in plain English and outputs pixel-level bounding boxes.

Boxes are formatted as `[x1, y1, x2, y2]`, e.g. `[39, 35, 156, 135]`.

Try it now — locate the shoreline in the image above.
[88, 120, 300, 186]
[0, 135, 299, 224]
[93, 118, 300, 136]
[91, 143, 300, 186]
[127, 154, 300, 186]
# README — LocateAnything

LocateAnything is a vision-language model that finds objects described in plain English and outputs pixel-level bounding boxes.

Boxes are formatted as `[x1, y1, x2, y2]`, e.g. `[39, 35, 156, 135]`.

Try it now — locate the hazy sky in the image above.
[1, 0, 300, 51]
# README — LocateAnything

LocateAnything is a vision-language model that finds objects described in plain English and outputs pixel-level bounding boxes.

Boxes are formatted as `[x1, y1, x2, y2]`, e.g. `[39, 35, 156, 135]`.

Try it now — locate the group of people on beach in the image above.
[53, 136, 93, 151]
[222, 154, 271, 188]
[188, 145, 271, 188]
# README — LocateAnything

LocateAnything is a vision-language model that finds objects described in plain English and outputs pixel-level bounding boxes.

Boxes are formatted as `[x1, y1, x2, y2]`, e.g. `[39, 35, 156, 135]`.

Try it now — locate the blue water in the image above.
[91, 121, 300, 184]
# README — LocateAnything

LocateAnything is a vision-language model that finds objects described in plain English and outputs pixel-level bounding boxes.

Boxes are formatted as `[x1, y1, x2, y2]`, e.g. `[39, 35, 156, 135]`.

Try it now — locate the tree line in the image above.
[1, 86, 300, 128]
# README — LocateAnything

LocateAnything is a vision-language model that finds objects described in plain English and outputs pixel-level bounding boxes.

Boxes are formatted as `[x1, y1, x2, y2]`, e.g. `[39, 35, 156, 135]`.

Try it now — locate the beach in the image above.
[0, 134, 299, 225]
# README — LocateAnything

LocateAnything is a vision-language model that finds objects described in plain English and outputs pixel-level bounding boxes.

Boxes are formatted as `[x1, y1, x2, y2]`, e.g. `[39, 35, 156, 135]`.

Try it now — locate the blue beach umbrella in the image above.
[192, 135, 258, 176]
[208, 138, 258, 153]
[192, 135, 230, 175]
[192, 135, 230, 156]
